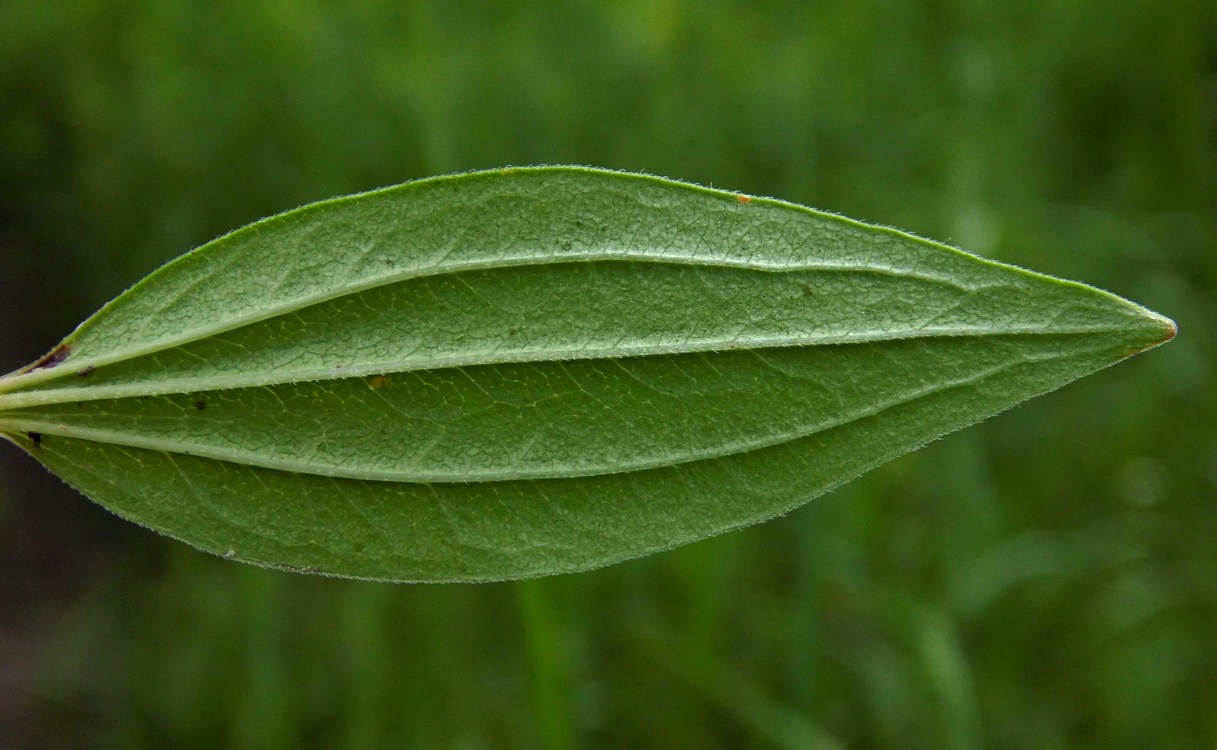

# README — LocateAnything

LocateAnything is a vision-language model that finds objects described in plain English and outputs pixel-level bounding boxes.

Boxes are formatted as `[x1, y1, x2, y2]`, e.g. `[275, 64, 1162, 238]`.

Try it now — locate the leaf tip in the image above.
[1160, 317, 1178, 344]
[1146, 310, 1177, 346]
[1126, 309, 1177, 357]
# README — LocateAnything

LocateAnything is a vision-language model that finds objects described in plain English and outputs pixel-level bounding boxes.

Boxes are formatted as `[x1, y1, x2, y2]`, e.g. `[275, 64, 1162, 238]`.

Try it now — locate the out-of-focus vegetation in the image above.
[0, 1, 1213, 747]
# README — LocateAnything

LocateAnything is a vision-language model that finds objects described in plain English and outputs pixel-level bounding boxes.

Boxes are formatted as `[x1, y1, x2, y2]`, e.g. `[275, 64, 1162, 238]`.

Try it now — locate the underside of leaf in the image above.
[0, 167, 1175, 581]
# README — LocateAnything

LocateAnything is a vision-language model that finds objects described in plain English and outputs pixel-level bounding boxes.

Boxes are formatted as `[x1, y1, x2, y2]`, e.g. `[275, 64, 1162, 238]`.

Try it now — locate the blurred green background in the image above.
[1, 1, 1214, 747]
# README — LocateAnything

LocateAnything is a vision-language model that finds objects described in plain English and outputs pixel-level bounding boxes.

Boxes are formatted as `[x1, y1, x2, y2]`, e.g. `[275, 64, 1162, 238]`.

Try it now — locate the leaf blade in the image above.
[0, 166, 1175, 581]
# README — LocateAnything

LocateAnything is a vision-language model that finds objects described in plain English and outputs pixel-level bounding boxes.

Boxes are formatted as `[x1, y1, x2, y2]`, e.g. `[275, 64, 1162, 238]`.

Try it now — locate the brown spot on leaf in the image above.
[735, 194, 752, 204]
[194, 400, 207, 411]
[28, 344, 72, 371]
[368, 375, 391, 390]
[28, 432, 42, 447]
[77, 365, 96, 377]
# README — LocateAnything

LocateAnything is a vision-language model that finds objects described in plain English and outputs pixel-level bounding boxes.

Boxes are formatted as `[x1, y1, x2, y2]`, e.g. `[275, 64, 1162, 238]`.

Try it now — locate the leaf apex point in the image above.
[1161, 318, 1178, 343]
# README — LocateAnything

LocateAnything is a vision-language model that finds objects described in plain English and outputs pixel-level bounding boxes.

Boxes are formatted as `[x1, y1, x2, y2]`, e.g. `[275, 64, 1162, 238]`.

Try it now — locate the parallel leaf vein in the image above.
[0, 253, 1011, 395]
[0, 345, 1094, 482]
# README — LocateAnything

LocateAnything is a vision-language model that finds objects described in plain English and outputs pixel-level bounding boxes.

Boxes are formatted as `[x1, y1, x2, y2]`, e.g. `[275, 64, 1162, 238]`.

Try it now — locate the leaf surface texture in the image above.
[0, 167, 1175, 581]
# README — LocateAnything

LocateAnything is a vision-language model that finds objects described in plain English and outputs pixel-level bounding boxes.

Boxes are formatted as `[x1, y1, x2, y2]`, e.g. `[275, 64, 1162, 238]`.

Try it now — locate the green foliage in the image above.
[1, 1, 1213, 748]
[0, 167, 1172, 580]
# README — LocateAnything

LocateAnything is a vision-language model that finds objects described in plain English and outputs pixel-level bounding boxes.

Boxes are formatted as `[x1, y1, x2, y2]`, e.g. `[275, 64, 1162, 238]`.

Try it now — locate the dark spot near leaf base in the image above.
[28, 344, 72, 371]
[77, 365, 96, 377]
[28, 432, 42, 447]
[194, 400, 207, 411]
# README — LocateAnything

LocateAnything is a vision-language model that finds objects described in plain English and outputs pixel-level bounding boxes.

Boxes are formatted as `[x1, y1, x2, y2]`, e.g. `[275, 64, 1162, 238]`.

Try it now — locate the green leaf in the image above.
[0, 167, 1175, 582]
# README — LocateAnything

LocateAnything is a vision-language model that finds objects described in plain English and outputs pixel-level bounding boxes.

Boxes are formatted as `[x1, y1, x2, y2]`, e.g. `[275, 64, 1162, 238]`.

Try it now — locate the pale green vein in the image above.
[0, 251, 1026, 395]
[0, 345, 1093, 481]
[0, 324, 1140, 411]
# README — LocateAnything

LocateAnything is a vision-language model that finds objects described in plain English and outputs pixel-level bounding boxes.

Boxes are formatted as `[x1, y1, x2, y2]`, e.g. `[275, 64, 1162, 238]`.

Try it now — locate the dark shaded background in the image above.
[1, 2, 1214, 747]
